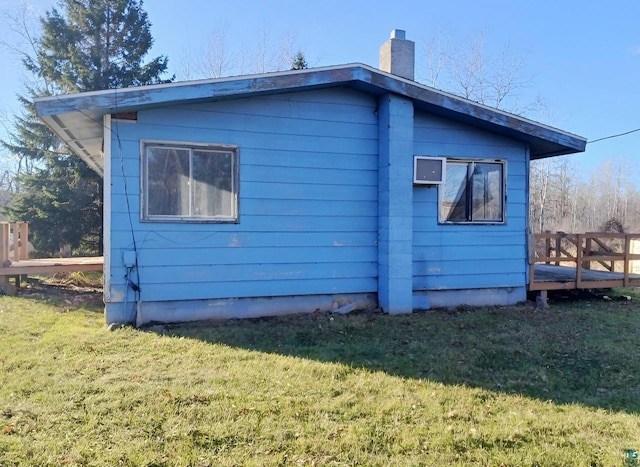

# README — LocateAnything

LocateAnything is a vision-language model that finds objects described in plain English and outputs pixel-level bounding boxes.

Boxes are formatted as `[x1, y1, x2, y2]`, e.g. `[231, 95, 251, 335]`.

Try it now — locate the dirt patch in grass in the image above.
[13, 275, 103, 311]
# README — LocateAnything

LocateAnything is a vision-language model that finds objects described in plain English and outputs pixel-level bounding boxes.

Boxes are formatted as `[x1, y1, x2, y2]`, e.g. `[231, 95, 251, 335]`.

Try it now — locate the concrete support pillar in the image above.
[378, 93, 414, 314]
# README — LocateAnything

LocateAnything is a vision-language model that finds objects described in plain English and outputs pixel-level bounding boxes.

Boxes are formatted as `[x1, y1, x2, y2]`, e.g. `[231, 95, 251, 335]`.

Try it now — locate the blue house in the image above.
[34, 31, 586, 325]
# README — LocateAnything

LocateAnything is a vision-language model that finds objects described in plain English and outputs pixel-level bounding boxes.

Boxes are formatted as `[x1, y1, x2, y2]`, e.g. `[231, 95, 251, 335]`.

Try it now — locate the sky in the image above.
[0, 0, 638, 178]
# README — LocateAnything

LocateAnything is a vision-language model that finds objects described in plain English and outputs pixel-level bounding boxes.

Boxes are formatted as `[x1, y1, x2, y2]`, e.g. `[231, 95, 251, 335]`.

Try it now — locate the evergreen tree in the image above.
[290, 51, 308, 70]
[32, 0, 169, 92]
[3, 0, 170, 256]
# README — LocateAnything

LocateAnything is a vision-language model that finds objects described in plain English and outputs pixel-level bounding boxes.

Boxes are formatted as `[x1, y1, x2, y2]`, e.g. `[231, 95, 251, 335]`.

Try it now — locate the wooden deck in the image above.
[0, 222, 103, 293]
[529, 232, 640, 291]
[532, 263, 640, 290]
[0, 256, 103, 276]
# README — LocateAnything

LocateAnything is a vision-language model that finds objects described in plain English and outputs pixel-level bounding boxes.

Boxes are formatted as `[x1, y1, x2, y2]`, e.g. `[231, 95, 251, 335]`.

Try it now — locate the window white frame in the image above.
[438, 158, 506, 225]
[141, 140, 239, 223]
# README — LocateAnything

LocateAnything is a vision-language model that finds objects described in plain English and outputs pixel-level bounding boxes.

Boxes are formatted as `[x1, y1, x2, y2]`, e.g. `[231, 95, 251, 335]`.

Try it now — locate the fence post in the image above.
[554, 234, 561, 266]
[584, 236, 591, 270]
[545, 230, 551, 265]
[18, 222, 28, 261]
[0, 223, 13, 294]
[10, 223, 18, 261]
[610, 236, 615, 272]
[624, 234, 631, 287]
[0, 223, 8, 268]
[576, 234, 583, 288]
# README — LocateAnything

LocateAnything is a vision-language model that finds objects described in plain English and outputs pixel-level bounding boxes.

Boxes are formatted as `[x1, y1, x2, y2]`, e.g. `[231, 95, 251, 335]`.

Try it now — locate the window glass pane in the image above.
[147, 147, 190, 216]
[442, 163, 468, 221]
[143, 143, 238, 222]
[471, 163, 503, 221]
[192, 150, 234, 217]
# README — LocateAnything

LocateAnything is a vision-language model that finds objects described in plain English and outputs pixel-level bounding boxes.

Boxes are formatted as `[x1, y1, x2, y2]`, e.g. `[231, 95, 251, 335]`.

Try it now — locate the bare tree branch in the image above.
[420, 26, 449, 88]
[175, 25, 303, 80]
[421, 29, 536, 115]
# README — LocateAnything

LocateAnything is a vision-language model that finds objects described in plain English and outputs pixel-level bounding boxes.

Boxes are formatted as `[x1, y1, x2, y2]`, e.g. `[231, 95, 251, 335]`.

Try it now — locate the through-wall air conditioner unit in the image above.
[413, 156, 445, 185]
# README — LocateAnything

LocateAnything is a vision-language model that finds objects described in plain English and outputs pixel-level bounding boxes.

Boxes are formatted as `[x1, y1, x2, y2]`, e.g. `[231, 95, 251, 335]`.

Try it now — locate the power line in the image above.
[588, 127, 640, 144]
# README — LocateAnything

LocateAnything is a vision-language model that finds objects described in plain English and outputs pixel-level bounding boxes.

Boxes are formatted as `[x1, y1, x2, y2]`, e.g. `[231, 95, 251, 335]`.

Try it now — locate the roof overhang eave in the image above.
[34, 63, 587, 175]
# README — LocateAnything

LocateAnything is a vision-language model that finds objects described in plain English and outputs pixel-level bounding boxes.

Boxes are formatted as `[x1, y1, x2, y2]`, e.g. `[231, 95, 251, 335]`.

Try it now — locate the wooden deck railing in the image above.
[0, 222, 29, 266]
[529, 232, 640, 290]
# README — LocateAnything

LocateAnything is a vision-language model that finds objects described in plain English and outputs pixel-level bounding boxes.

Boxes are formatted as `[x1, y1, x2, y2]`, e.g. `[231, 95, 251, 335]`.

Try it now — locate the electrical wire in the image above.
[588, 127, 640, 144]
[113, 95, 142, 322]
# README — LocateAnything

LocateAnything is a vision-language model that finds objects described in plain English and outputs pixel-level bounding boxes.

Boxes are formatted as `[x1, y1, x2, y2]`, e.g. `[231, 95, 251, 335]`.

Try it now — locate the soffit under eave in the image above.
[41, 113, 105, 176]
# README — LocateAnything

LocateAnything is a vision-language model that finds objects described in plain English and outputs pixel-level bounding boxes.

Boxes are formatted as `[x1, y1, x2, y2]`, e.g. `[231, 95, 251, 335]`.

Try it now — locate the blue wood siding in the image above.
[107, 88, 379, 304]
[412, 111, 528, 291]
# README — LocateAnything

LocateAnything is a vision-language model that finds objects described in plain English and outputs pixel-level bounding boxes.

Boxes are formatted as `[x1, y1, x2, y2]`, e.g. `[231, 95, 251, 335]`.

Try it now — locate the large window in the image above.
[439, 159, 505, 224]
[142, 141, 239, 222]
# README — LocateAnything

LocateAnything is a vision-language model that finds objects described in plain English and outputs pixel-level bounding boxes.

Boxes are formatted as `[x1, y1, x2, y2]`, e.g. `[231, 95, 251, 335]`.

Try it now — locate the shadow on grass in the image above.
[156, 289, 640, 414]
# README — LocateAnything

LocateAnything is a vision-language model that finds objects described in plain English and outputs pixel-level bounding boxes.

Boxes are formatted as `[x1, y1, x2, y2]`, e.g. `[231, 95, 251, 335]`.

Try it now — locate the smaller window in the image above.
[439, 159, 505, 224]
[142, 141, 239, 222]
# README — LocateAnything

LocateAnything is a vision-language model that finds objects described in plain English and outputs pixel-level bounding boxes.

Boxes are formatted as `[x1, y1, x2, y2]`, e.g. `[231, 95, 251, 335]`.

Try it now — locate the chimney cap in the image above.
[390, 29, 406, 40]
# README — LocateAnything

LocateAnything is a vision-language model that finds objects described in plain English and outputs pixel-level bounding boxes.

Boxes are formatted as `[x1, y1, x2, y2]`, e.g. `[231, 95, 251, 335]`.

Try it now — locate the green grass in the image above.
[1, 291, 640, 465]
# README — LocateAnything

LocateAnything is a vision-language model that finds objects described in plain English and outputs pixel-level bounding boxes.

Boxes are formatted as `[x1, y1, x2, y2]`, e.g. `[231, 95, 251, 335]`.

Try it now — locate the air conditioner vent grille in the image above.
[414, 156, 445, 185]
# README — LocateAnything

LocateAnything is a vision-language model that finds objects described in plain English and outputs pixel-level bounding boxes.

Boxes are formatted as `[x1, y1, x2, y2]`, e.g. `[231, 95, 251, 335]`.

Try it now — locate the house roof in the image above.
[34, 63, 586, 176]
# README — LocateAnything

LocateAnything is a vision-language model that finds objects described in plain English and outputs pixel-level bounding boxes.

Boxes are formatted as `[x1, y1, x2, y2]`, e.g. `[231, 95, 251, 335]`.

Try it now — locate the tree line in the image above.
[531, 156, 640, 234]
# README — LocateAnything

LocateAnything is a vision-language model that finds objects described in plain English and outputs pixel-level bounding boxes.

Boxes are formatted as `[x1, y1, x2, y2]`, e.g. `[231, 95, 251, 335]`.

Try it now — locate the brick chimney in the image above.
[379, 29, 415, 81]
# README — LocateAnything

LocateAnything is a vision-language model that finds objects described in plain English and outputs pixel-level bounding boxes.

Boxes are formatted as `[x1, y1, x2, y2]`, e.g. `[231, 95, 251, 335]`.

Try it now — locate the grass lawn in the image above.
[1, 289, 640, 465]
